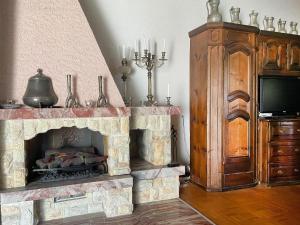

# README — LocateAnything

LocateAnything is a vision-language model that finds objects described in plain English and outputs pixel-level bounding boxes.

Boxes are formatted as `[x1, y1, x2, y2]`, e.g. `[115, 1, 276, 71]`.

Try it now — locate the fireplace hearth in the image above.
[33, 162, 108, 183]
[25, 127, 108, 184]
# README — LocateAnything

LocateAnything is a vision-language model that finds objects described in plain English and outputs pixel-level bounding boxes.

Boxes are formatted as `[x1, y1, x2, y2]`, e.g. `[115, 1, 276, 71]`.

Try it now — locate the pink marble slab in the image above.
[0, 175, 133, 204]
[130, 159, 185, 180]
[130, 106, 182, 116]
[0, 107, 131, 120]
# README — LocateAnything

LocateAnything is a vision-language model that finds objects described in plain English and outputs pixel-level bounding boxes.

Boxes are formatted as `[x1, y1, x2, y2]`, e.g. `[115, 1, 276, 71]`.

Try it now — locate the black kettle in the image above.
[23, 69, 58, 108]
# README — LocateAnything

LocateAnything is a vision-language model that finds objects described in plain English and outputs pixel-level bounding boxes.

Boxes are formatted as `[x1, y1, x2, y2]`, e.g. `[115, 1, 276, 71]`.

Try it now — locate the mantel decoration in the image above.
[23, 69, 58, 108]
[97, 75, 109, 107]
[119, 48, 132, 106]
[133, 39, 168, 106]
[65, 74, 80, 108]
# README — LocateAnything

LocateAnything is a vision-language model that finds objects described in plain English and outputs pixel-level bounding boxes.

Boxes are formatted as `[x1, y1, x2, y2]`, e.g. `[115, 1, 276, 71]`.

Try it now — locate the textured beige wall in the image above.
[0, 0, 124, 107]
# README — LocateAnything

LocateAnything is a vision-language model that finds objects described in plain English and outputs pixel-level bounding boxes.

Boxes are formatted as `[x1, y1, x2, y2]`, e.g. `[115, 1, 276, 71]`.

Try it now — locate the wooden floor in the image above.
[40, 199, 213, 225]
[180, 182, 300, 225]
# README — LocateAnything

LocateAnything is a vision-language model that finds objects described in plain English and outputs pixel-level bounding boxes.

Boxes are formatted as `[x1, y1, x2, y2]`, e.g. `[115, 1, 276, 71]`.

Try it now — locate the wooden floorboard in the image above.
[180, 182, 300, 225]
[39, 199, 213, 225]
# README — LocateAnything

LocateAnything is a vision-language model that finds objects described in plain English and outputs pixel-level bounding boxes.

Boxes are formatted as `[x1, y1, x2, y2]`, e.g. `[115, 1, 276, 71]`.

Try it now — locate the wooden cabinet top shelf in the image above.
[189, 22, 300, 40]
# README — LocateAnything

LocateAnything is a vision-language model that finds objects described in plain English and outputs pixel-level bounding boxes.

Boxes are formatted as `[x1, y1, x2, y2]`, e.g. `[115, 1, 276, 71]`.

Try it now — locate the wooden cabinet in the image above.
[189, 23, 258, 191]
[190, 23, 300, 192]
[259, 120, 300, 185]
[257, 32, 300, 75]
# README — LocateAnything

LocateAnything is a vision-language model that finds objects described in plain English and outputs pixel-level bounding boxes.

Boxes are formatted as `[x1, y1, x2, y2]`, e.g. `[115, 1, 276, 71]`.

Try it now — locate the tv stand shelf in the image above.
[259, 119, 300, 186]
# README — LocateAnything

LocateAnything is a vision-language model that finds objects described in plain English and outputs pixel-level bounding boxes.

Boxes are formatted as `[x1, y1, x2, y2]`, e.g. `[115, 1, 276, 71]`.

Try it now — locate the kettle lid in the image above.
[30, 68, 50, 81]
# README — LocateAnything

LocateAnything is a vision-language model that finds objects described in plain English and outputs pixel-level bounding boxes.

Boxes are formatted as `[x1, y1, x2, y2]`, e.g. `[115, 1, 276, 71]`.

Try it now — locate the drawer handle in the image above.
[295, 149, 300, 153]
[294, 169, 299, 173]
[297, 129, 300, 132]
[279, 129, 284, 133]
[277, 149, 283, 153]
[277, 170, 284, 175]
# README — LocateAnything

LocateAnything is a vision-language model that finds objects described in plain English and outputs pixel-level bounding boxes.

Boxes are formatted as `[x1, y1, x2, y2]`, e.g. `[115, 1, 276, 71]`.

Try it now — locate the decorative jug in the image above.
[206, 0, 222, 23]
[249, 10, 259, 28]
[278, 19, 287, 33]
[263, 16, 275, 32]
[290, 22, 298, 35]
[23, 69, 58, 108]
[230, 7, 241, 24]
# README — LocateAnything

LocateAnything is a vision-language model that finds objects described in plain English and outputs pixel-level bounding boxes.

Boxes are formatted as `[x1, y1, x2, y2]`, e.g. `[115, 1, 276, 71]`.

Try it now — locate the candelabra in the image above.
[119, 58, 132, 106]
[133, 47, 167, 106]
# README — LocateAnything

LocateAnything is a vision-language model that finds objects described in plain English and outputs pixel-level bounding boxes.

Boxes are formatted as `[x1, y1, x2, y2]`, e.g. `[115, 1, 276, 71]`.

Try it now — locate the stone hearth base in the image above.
[130, 159, 185, 204]
[0, 175, 133, 225]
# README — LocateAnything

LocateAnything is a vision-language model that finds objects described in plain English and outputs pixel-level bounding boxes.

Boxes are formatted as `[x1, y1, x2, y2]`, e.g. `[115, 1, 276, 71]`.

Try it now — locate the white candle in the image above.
[135, 40, 139, 52]
[147, 39, 151, 52]
[163, 39, 166, 52]
[143, 39, 147, 51]
[167, 83, 170, 97]
[122, 45, 126, 59]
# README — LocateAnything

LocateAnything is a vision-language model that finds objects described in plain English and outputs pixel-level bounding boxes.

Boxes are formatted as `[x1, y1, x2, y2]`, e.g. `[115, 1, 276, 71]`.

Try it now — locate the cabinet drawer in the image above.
[269, 165, 300, 178]
[271, 126, 300, 139]
[270, 145, 300, 157]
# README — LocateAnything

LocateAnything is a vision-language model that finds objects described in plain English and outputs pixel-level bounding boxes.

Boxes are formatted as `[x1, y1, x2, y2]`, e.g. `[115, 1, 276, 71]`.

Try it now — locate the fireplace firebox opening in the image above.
[25, 127, 107, 184]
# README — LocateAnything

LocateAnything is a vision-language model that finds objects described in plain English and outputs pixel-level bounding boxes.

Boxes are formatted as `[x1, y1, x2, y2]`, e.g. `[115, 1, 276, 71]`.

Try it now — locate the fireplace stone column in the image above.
[1, 201, 37, 225]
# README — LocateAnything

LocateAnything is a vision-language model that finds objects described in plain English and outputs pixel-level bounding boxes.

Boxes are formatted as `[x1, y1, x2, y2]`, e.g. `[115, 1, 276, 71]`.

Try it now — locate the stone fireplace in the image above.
[0, 108, 133, 224]
[0, 106, 184, 225]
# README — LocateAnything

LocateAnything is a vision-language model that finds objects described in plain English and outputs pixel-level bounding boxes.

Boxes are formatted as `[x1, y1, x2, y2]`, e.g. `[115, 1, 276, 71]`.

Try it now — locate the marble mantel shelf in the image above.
[130, 106, 182, 116]
[0, 106, 181, 120]
[0, 175, 133, 204]
[130, 159, 185, 180]
[0, 107, 131, 120]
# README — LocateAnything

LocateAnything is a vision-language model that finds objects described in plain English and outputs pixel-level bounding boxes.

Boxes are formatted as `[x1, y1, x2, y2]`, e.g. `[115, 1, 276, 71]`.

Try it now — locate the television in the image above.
[259, 76, 300, 117]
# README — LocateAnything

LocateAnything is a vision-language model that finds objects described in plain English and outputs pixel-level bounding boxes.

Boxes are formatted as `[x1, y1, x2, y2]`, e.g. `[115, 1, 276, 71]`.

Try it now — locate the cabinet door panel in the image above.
[287, 41, 300, 72]
[227, 118, 249, 157]
[262, 40, 284, 71]
[224, 41, 255, 187]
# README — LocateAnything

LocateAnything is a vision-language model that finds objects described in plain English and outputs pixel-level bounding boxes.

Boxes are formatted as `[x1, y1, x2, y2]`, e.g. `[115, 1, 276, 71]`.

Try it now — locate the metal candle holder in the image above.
[133, 47, 167, 106]
[168, 125, 180, 168]
[97, 76, 109, 107]
[65, 74, 79, 108]
[166, 97, 172, 106]
[120, 58, 132, 106]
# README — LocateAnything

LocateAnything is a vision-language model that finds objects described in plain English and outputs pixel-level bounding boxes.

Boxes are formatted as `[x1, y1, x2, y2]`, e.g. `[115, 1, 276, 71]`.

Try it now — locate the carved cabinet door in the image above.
[287, 41, 300, 73]
[261, 39, 286, 72]
[223, 41, 256, 188]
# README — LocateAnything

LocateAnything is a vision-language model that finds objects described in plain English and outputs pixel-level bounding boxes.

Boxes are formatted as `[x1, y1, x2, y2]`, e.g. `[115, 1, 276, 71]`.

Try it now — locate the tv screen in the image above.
[259, 76, 300, 115]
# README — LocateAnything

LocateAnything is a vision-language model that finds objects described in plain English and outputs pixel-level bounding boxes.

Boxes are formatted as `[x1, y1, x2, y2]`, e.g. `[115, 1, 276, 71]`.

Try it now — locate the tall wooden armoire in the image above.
[189, 23, 258, 191]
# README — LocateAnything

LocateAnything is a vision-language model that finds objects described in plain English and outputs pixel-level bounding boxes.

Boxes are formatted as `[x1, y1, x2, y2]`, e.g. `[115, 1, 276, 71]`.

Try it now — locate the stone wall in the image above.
[0, 117, 130, 189]
[130, 115, 171, 165]
[38, 187, 132, 221]
[133, 176, 179, 204]
[1, 187, 133, 225]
